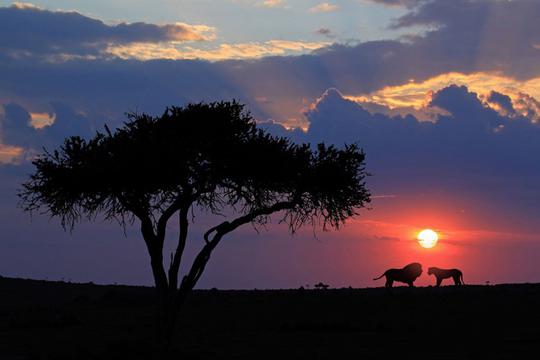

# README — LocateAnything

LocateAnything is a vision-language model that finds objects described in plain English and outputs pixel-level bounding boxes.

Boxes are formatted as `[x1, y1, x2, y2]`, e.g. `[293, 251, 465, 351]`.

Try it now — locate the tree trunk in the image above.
[146, 201, 294, 357]
[153, 289, 180, 358]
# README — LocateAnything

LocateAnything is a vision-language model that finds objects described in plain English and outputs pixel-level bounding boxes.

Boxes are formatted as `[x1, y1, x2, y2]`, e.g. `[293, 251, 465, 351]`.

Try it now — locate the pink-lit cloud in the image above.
[260, 0, 286, 8]
[309, 2, 339, 13]
[107, 40, 330, 61]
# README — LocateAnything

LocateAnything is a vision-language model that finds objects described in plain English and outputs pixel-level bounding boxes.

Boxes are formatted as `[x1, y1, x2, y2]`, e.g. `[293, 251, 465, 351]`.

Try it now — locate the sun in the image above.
[417, 229, 438, 248]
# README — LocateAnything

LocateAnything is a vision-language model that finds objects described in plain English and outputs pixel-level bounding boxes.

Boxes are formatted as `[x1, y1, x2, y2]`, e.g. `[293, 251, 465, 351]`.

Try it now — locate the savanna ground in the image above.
[1, 277, 539, 359]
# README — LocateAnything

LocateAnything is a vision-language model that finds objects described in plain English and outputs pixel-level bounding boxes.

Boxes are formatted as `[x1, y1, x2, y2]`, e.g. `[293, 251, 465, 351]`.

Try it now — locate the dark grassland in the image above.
[1, 277, 539, 359]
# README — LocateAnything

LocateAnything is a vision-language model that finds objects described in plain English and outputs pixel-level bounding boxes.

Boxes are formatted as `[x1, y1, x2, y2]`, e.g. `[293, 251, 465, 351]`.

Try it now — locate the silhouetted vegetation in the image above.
[18, 102, 370, 352]
[2, 277, 540, 359]
[314, 282, 330, 290]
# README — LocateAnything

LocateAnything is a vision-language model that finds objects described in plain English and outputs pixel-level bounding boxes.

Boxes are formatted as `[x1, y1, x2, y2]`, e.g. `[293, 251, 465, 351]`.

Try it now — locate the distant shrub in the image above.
[314, 282, 330, 290]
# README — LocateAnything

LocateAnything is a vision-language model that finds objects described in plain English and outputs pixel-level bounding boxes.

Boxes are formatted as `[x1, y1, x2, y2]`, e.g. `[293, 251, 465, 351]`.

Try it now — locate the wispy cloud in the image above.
[0, 144, 24, 164]
[309, 2, 339, 13]
[315, 28, 334, 38]
[30, 112, 56, 128]
[260, 0, 286, 8]
[164, 23, 217, 42]
[372, 194, 398, 199]
[107, 40, 330, 61]
[11, 2, 42, 10]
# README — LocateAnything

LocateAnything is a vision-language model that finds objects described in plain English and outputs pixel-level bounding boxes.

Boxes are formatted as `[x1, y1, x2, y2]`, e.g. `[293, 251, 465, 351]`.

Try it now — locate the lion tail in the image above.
[373, 272, 386, 281]
[461, 273, 465, 285]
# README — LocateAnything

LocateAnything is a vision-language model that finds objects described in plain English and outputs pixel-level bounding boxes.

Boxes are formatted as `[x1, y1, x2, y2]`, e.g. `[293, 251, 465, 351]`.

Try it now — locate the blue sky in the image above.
[0, 0, 407, 45]
[2, 0, 540, 288]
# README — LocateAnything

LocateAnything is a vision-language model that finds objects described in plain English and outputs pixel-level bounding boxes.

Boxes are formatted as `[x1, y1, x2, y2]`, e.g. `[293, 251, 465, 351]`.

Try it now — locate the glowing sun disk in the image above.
[417, 229, 438, 248]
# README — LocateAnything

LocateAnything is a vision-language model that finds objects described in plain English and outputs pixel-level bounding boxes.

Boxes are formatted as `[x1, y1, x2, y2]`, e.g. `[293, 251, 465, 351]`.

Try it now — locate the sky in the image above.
[1, 0, 540, 288]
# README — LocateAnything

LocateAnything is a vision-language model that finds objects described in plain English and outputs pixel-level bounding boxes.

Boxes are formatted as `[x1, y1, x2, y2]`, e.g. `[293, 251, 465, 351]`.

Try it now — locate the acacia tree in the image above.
[19, 101, 370, 347]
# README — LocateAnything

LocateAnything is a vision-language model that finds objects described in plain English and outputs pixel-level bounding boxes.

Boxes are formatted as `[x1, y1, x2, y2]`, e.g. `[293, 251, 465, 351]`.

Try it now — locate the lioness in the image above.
[373, 262, 423, 288]
[428, 267, 464, 286]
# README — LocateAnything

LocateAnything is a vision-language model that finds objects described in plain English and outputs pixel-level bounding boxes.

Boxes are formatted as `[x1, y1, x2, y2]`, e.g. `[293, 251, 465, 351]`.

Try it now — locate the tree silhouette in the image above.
[19, 101, 370, 349]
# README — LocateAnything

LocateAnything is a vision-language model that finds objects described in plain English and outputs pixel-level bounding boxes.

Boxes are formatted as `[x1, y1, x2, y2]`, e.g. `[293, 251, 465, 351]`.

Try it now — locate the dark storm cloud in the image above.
[0, 4, 211, 59]
[390, 0, 540, 80]
[514, 93, 540, 121]
[257, 83, 540, 260]
[364, 0, 426, 8]
[0, 57, 244, 128]
[1, 0, 540, 155]
[315, 28, 334, 38]
[277, 85, 540, 185]
[0, 103, 36, 147]
[42, 103, 94, 142]
[486, 91, 515, 116]
[0, 102, 93, 149]
[1, 0, 538, 131]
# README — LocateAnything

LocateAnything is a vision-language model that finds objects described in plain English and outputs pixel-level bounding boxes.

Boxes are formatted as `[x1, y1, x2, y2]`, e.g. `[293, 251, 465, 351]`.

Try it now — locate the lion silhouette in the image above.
[428, 267, 464, 286]
[373, 263, 423, 288]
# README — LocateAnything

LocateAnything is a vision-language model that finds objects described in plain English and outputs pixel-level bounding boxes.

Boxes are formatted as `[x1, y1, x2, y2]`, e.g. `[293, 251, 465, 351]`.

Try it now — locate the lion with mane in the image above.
[373, 263, 423, 288]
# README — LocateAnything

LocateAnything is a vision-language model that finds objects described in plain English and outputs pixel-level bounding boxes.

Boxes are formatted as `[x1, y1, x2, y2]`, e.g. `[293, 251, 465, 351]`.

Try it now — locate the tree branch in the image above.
[175, 200, 295, 306]
[225, 200, 294, 234]
[203, 222, 229, 244]
[139, 213, 169, 294]
[167, 205, 190, 291]
[156, 200, 182, 245]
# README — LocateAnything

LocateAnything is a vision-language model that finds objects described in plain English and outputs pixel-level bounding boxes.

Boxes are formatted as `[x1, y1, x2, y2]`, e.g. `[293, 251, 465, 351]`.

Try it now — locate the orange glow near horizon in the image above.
[417, 229, 439, 249]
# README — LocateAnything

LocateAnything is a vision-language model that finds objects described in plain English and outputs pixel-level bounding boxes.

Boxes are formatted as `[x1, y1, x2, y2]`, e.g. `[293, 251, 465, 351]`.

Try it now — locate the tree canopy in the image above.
[19, 101, 370, 345]
[21, 102, 369, 234]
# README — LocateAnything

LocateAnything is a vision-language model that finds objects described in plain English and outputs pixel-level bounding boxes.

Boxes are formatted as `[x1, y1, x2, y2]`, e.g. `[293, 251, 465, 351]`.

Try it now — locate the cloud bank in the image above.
[260, 84, 540, 245]
[270, 85, 540, 181]
[0, 0, 538, 130]
[0, 4, 215, 61]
